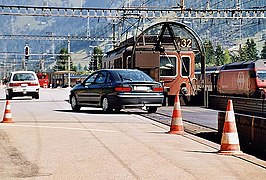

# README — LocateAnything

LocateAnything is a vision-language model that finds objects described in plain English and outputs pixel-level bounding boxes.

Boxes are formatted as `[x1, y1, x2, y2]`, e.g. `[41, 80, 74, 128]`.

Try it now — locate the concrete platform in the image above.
[0, 88, 265, 179]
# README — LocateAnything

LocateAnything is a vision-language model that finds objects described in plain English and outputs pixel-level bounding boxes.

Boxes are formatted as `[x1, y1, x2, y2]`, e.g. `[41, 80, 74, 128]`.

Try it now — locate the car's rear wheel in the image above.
[33, 93, 39, 99]
[6, 91, 12, 100]
[6, 94, 12, 100]
[114, 108, 121, 113]
[70, 94, 81, 111]
[102, 97, 112, 112]
[147, 107, 157, 113]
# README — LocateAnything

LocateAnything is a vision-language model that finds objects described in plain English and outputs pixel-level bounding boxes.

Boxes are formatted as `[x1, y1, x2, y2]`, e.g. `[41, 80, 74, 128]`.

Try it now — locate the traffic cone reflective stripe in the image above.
[221, 132, 240, 148]
[168, 95, 184, 135]
[218, 99, 242, 154]
[1, 100, 13, 123]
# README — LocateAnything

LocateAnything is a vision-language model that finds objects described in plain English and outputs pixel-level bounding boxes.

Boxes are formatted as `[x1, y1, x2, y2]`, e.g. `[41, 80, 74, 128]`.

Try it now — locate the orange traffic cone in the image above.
[1, 100, 13, 123]
[218, 99, 242, 155]
[168, 94, 184, 135]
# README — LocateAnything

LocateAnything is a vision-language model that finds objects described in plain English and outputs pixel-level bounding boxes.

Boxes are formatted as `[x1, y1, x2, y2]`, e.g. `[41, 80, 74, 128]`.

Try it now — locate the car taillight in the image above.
[152, 86, 164, 92]
[9, 83, 20, 87]
[115, 85, 132, 92]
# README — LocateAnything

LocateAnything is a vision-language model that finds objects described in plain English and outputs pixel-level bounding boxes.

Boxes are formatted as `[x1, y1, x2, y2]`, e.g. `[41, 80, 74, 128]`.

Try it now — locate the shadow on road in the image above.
[54, 109, 145, 115]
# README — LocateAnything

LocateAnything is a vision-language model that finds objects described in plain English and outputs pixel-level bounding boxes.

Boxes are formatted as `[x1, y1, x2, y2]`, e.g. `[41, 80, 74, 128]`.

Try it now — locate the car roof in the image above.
[11, 71, 36, 74]
[101, 69, 141, 72]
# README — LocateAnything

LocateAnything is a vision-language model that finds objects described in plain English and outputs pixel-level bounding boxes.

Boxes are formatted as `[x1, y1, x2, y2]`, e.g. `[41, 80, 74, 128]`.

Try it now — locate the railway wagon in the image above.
[36, 72, 49, 88]
[216, 59, 266, 98]
[102, 22, 202, 104]
[195, 66, 221, 93]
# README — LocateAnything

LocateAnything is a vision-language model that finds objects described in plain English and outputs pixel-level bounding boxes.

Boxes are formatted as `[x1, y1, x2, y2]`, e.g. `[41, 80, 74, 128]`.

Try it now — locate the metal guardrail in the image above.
[209, 95, 266, 117]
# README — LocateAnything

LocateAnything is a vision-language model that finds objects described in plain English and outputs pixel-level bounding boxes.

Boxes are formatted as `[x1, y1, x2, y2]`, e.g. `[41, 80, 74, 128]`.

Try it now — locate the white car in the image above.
[5, 71, 40, 99]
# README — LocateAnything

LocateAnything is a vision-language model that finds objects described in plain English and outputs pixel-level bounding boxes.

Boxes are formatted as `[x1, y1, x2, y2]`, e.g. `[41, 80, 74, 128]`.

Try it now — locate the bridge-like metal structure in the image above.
[0, 5, 265, 76]
[0, 5, 265, 19]
[0, 34, 114, 41]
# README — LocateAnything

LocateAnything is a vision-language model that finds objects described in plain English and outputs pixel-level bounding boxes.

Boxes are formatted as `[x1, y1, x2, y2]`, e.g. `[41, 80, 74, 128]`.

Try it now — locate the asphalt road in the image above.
[0, 87, 265, 179]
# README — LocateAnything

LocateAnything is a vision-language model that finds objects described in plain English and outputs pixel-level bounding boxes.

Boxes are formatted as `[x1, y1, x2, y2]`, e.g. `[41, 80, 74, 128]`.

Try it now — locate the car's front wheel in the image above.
[102, 97, 112, 112]
[70, 94, 81, 111]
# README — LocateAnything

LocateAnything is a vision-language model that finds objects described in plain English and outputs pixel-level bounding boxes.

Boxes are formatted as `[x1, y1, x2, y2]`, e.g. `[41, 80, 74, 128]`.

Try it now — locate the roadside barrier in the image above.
[218, 99, 242, 155]
[1, 100, 13, 123]
[168, 94, 184, 135]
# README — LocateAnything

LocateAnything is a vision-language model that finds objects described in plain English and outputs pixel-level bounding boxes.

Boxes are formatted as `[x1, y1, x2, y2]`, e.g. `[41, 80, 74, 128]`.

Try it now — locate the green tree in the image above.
[91, 47, 104, 70]
[246, 39, 258, 60]
[239, 44, 249, 61]
[83, 65, 88, 71]
[77, 63, 82, 72]
[72, 65, 77, 72]
[224, 50, 232, 64]
[215, 44, 224, 65]
[53, 48, 75, 71]
[53, 48, 68, 71]
[261, 41, 266, 59]
[230, 53, 238, 63]
[204, 40, 215, 66]
[239, 39, 258, 61]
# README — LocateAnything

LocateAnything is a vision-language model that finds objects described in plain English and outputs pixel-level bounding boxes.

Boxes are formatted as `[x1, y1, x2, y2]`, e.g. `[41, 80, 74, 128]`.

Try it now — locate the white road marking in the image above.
[0, 124, 117, 133]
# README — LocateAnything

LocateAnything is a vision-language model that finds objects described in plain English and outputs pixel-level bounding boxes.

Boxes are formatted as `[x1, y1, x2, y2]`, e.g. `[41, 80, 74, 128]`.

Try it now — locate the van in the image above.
[5, 71, 40, 99]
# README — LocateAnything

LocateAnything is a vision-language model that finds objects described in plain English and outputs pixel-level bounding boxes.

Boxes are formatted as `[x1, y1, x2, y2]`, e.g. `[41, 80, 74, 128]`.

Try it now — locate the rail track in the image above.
[139, 111, 220, 144]
[136, 109, 266, 161]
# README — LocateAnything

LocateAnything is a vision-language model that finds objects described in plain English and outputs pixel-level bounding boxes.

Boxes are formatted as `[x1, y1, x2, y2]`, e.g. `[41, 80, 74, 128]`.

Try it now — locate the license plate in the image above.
[21, 84, 28, 87]
[134, 86, 149, 91]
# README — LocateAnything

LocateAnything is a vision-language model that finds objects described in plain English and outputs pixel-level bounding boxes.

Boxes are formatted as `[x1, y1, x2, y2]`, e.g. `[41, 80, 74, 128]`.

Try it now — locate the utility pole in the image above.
[67, 35, 71, 88]
[180, 0, 185, 8]
[180, 0, 185, 10]
[4, 49, 7, 78]
[112, 21, 116, 48]
[52, 32, 55, 59]
[236, 0, 242, 49]
[87, 18, 90, 38]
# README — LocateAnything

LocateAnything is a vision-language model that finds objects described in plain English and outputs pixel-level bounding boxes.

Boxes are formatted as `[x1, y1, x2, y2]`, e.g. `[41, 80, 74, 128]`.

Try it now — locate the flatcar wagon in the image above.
[102, 22, 204, 104]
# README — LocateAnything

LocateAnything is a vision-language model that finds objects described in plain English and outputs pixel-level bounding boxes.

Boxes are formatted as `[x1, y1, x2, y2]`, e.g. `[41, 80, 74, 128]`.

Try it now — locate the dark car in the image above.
[69, 69, 164, 113]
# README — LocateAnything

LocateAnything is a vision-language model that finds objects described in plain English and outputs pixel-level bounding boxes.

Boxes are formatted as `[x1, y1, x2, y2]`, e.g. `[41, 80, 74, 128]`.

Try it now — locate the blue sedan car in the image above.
[69, 69, 164, 113]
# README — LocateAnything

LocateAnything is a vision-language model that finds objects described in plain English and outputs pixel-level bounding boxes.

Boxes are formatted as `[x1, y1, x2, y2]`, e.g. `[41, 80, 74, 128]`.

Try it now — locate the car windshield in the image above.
[160, 56, 177, 76]
[12, 73, 36, 81]
[116, 70, 154, 82]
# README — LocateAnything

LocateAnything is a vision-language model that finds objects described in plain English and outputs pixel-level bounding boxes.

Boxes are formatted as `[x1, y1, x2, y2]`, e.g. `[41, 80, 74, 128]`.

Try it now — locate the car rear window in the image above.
[115, 70, 154, 82]
[12, 73, 36, 81]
